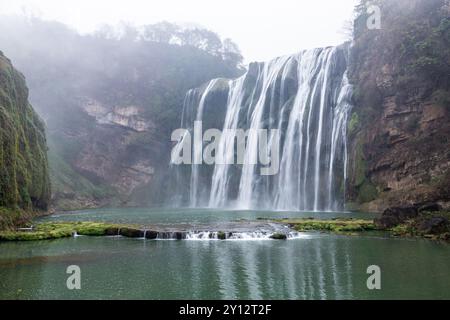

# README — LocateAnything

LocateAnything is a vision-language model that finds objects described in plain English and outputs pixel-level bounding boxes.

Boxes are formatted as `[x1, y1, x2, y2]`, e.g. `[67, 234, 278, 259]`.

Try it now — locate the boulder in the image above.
[374, 206, 419, 229]
[418, 217, 450, 235]
[217, 231, 226, 240]
[119, 228, 144, 238]
[418, 202, 442, 213]
[145, 231, 158, 239]
[270, 233, 287, 240]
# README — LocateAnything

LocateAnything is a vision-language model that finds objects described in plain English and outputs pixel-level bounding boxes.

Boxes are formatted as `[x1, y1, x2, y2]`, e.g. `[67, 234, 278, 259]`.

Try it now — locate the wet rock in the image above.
[217, 231, 226, 240]
[158, 231, 187, 240]
[105, 227, 120, 236]
[145, 231, 158, 239]
[418, 202, 442, 213]
[374, 206, 419, 229]
[270, 233, 287, 240]
[440, 233, 450, 241]
[120, 228, 144, 238]
[418, 217, 450, 235]
[175, 232, 186, 240]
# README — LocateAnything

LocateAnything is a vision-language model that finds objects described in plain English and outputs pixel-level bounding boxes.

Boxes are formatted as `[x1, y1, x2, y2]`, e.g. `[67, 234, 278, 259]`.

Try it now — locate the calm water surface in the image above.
[0, 208, 449, 299]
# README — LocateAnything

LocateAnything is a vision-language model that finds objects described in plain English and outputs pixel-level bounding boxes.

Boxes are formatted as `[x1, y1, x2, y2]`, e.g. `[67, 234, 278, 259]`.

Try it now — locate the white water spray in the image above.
[172, 44, 352, 211]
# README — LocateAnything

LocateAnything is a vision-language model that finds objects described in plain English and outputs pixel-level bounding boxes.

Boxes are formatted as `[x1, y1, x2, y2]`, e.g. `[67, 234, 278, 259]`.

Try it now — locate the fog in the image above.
[0, 0, 359, 62]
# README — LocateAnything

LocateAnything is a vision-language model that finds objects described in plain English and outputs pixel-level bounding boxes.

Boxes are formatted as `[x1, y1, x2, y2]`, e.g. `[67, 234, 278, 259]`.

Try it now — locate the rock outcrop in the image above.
[374, 206, 419, 229]
[347, 0, 450, 212]
[418, 216, 450, 235]
[0, 51, 50, 229]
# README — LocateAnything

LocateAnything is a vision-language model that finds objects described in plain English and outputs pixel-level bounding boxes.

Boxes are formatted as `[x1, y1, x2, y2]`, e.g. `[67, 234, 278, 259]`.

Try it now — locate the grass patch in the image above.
[277, 218, 376, 234]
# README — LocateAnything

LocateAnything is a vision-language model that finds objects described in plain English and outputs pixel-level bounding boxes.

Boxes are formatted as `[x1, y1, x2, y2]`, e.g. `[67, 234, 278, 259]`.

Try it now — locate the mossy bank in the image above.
[0, 222, 129, 241]
[0, 221, 290, 242]
[0, 51, 50, 230]
[276, 210, 450, 242]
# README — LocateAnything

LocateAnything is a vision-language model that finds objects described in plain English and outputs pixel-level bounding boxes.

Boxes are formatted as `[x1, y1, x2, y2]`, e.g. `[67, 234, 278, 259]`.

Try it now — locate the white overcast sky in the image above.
[0, 0, 359, 62]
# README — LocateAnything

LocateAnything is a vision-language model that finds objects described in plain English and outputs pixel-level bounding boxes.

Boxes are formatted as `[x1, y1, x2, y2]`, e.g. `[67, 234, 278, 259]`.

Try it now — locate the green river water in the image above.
[0, 208, 449, 299]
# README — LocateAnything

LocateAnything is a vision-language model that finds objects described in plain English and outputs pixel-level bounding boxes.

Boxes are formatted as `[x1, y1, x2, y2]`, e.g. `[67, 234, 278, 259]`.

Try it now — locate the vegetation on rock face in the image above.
[347, 0, 450, 211]
[0, 52, 50, 230]
[376, 208, 450, 241]
[347, 112, 360, 136]
[278, 218, 376, 234]
[390, 216, 450, 241]
[277, 213, 450, 242]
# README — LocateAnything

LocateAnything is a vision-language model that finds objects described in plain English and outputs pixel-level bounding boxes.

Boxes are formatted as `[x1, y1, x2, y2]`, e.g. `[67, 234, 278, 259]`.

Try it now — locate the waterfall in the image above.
[171, 43, 352, 211]
[209, 77, 246, 208]
[190, 79, 220, 207]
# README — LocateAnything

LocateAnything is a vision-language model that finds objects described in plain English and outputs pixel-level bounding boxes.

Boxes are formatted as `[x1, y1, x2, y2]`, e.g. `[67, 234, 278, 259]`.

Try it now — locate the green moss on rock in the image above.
[0, 52, 50, 230]
[217, 231, 226, 240]
[389, 211, 450, 241]
[357, 180, 379, 203]
[270, 233, 287, 240]
[348, 112, 360, 136]
[0, 221, 123, 241]
[278, 218, 376, 234]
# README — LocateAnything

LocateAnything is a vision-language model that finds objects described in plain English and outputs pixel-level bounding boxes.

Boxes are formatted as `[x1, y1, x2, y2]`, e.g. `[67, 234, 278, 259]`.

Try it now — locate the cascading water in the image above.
[171, 43, 352, 211]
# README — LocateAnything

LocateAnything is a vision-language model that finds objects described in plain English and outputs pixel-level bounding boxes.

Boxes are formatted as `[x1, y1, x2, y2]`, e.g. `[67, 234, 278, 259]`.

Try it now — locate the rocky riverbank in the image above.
[275, 218, 376, 234]
[277, 208, 450, 242]
[1, 208, 449, 242]
[0, 221, 299, 241]
[374, 206, 450, 241]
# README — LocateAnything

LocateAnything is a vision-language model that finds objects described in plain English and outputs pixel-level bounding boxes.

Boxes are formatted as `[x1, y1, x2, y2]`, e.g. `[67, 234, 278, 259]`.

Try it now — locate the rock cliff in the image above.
[0, 51, 50, 228]
[347, 0, 450, 211]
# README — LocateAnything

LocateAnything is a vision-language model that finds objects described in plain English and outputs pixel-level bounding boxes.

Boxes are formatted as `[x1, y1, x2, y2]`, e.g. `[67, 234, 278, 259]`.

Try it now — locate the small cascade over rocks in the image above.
[171, 43, 353, 212]
[183, 231, 307, 241]
[111, 222, 306, 241]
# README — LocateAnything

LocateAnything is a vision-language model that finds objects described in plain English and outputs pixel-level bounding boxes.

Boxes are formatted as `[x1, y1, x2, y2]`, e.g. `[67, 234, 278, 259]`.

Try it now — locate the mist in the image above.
[0, 0, 359, 62]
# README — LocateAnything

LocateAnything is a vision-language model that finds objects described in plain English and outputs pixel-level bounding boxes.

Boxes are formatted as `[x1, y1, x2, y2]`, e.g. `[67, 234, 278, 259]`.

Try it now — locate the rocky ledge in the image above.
[275, 218, 376, 234]
[276, 209, 450, 242]
[0, 221, 296, 242]
[374, 205, 450, 241]
[1, 211, 449, 242]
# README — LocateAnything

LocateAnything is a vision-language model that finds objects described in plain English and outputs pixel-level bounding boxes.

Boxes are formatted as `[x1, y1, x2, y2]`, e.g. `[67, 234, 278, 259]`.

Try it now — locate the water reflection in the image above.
[0, 235, 449, 299]
[178, 237, 358, 299]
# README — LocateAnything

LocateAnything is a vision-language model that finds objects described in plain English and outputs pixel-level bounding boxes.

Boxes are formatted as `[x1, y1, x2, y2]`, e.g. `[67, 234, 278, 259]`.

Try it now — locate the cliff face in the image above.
[347, 0, 450, 211]
[0, 51, 50, 228]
